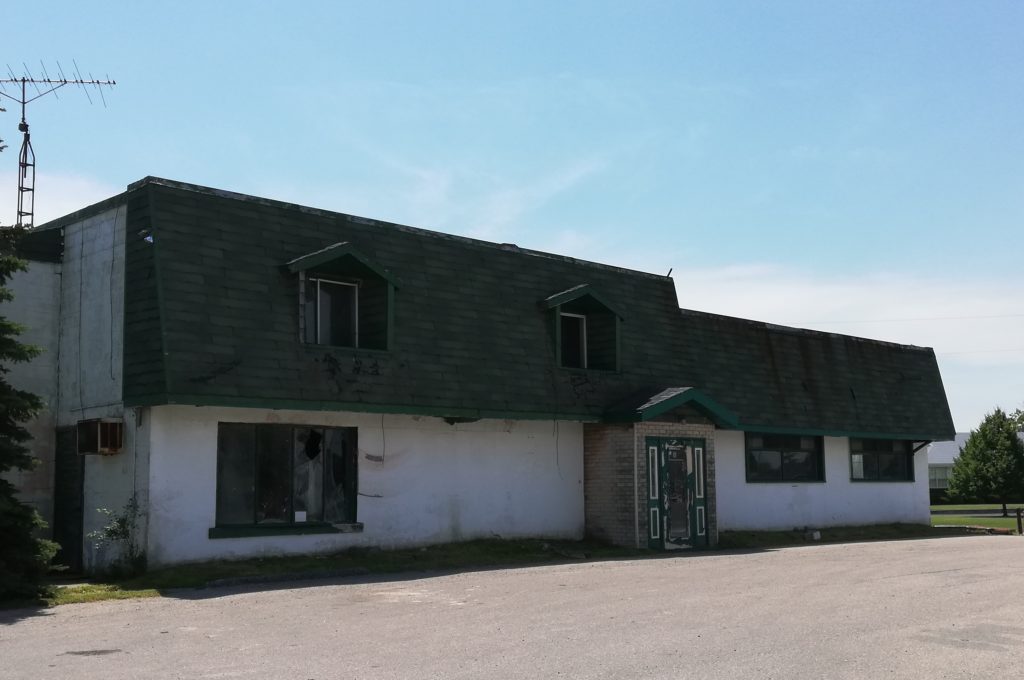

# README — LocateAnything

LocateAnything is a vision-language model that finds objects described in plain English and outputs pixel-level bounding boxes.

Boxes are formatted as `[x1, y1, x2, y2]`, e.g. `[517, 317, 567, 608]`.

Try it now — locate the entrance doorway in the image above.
[646, 437, 708, 550]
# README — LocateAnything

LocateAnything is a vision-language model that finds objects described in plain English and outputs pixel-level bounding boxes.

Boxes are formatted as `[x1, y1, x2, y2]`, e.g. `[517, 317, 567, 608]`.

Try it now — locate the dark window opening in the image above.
[557, 299, 617, 370]
[745, 433, 824, 482]
[302, 269, 390, 351]
[850, 439, 914, 482]
[216, 423, 358, 527]
[560, 313, 586, 369]
[304, 278, 358, 347]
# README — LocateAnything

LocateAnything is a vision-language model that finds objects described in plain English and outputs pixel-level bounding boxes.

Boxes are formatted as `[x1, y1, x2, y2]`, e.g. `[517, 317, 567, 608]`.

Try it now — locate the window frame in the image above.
[553, 306, 620, 372]
[849, 438, 915, 483]
[744, 432, 825, 483]
[928, 464, 952, 489]
[559, 312, 588, 369]
[306, 276, 360, 348]
[213, 422, 360, 536]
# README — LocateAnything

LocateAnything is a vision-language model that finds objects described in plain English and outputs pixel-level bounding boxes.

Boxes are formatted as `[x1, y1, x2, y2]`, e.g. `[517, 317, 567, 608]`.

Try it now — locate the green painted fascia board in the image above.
[640, 389, 739, 427]
[542, 283, 624, 319]
[284, 241, 400, 287]
[604, 388, 739, 427]
[208, 523, 359, 539]
[731, 423, 951, 441]
[125, 392, 604, 423]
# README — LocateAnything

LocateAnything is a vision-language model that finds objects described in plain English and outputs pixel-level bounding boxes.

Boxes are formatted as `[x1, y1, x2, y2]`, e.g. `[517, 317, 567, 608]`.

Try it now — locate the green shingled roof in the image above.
[676, 309, 955, 440]
[26, 177, 956, 440]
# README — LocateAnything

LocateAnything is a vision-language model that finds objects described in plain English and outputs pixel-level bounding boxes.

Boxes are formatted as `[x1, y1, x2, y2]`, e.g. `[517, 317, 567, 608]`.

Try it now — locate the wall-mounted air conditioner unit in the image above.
[77, 418, 124, 455]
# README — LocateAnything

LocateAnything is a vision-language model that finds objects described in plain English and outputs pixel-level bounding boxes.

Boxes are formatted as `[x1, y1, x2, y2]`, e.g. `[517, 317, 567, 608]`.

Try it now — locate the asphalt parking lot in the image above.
[2, 535, 1022, 679]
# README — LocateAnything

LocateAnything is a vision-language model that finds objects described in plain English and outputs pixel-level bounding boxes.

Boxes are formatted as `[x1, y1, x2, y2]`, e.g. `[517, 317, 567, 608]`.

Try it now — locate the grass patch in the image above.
[10, 525, 995, 609]
[718, 523, 969, 550]
[930, 504, 1024, 512]
[51, 584, 161, 606]
[931, 515, 1020, 532]
[23, 538, 639, 608]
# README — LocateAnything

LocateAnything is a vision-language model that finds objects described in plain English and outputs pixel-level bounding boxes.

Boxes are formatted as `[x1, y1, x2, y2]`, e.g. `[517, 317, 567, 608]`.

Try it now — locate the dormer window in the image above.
[543, 284, 623, 372]
[560, 313, 587, 368]
[285, 242, 399, 351]
[304, 278, 358, 347]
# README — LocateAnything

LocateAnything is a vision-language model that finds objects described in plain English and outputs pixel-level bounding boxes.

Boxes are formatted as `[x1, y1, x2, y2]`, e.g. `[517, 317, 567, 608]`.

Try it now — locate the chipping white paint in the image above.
[714, 430, 930, 530]
[7, 206, 133, 571]
[56, 207, 125, 424]
[145, 405, 584, 566]
[3, 261, 61, 525]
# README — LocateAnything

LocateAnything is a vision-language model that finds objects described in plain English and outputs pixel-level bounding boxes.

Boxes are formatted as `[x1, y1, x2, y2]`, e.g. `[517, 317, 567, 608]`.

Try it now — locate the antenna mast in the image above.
[0, 62, 115, 228]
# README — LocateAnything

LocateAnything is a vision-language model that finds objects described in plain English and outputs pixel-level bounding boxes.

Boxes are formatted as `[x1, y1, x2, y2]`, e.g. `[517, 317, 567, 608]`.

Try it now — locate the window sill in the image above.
[302, 343, 391, 356]
[558, 366, 619, 374]
[850, 479, 915, 484]
[208, 522, 364, 539]
[744, 480, 827, 484]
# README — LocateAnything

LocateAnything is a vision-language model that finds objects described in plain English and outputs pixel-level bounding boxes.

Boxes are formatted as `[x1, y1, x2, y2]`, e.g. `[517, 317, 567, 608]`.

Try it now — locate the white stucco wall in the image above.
[3, 261, 61, 525]
[145, 405, 585, 566]
[715, 430, 930, 530]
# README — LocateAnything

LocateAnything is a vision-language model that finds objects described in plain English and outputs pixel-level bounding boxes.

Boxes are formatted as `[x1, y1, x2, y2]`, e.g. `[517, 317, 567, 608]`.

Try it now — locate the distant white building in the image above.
[927, 434, 969, 490]
[928, 432, 1024, 491]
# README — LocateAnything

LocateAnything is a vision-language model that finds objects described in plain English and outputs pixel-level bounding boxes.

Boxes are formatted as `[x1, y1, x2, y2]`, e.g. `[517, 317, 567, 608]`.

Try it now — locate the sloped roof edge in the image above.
[542, 283, 624, 318]
[605, 386, 739, 427]
[284, 241, 400, 287]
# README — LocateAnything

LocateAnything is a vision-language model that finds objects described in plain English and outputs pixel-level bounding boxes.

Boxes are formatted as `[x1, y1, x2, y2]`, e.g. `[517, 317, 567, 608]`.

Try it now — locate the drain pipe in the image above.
[633, 424, 640, 549]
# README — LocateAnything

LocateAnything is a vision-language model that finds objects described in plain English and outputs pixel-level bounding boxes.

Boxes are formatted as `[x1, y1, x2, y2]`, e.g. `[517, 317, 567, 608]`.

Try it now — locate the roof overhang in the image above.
[604, 386, 739, 427]
[542, 283, 623, 319]
[284, 241, 400, 287]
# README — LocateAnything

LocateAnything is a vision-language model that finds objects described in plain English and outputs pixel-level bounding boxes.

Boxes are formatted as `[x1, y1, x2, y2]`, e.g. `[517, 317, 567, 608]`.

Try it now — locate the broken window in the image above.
[215, 423, 358, 527]
[850, 439, 914, 482]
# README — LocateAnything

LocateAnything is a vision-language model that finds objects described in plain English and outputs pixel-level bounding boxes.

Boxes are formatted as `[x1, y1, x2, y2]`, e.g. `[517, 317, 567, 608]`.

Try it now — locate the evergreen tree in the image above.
[948, 409, 1024, 517]
[1011, 407, 1024, 432]
[0, 224, 58, 598]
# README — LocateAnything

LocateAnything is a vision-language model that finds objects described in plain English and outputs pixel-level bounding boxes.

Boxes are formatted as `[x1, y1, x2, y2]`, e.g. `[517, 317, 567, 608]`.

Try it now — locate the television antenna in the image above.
[0, 61, 115, 228]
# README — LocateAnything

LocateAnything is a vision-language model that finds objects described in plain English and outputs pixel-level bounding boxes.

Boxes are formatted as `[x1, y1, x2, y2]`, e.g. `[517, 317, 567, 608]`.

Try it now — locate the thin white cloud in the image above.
[0, 170, 120, 226]
[667, 264, 1024, 431]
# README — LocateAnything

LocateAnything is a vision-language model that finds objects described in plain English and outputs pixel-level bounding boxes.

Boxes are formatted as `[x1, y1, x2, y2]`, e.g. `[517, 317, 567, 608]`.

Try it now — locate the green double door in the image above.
[646, 437, 708, 550]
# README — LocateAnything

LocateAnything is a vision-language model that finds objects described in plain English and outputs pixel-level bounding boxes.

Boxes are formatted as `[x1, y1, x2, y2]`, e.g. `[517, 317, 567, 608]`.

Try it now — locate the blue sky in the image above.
[3, 1, 1022, 430]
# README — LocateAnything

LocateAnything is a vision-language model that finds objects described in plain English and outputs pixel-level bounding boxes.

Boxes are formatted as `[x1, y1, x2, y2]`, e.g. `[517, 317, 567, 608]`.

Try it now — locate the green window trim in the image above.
[208, 522, 364, 539]
[745, 432, 826, 483]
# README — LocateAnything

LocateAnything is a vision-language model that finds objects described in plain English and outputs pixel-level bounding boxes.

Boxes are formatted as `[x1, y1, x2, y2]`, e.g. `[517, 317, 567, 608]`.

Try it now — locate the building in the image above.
[927, 434, 969, 492]
[928, 432, 1024, 494]
[5, 177, 956, 571]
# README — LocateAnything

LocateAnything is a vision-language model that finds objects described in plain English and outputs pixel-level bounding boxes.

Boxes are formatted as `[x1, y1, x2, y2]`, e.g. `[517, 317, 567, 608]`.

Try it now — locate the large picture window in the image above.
[850, 439, 914, 482]
[216, 423, 358, 527]
[745, 433, 824, 482]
